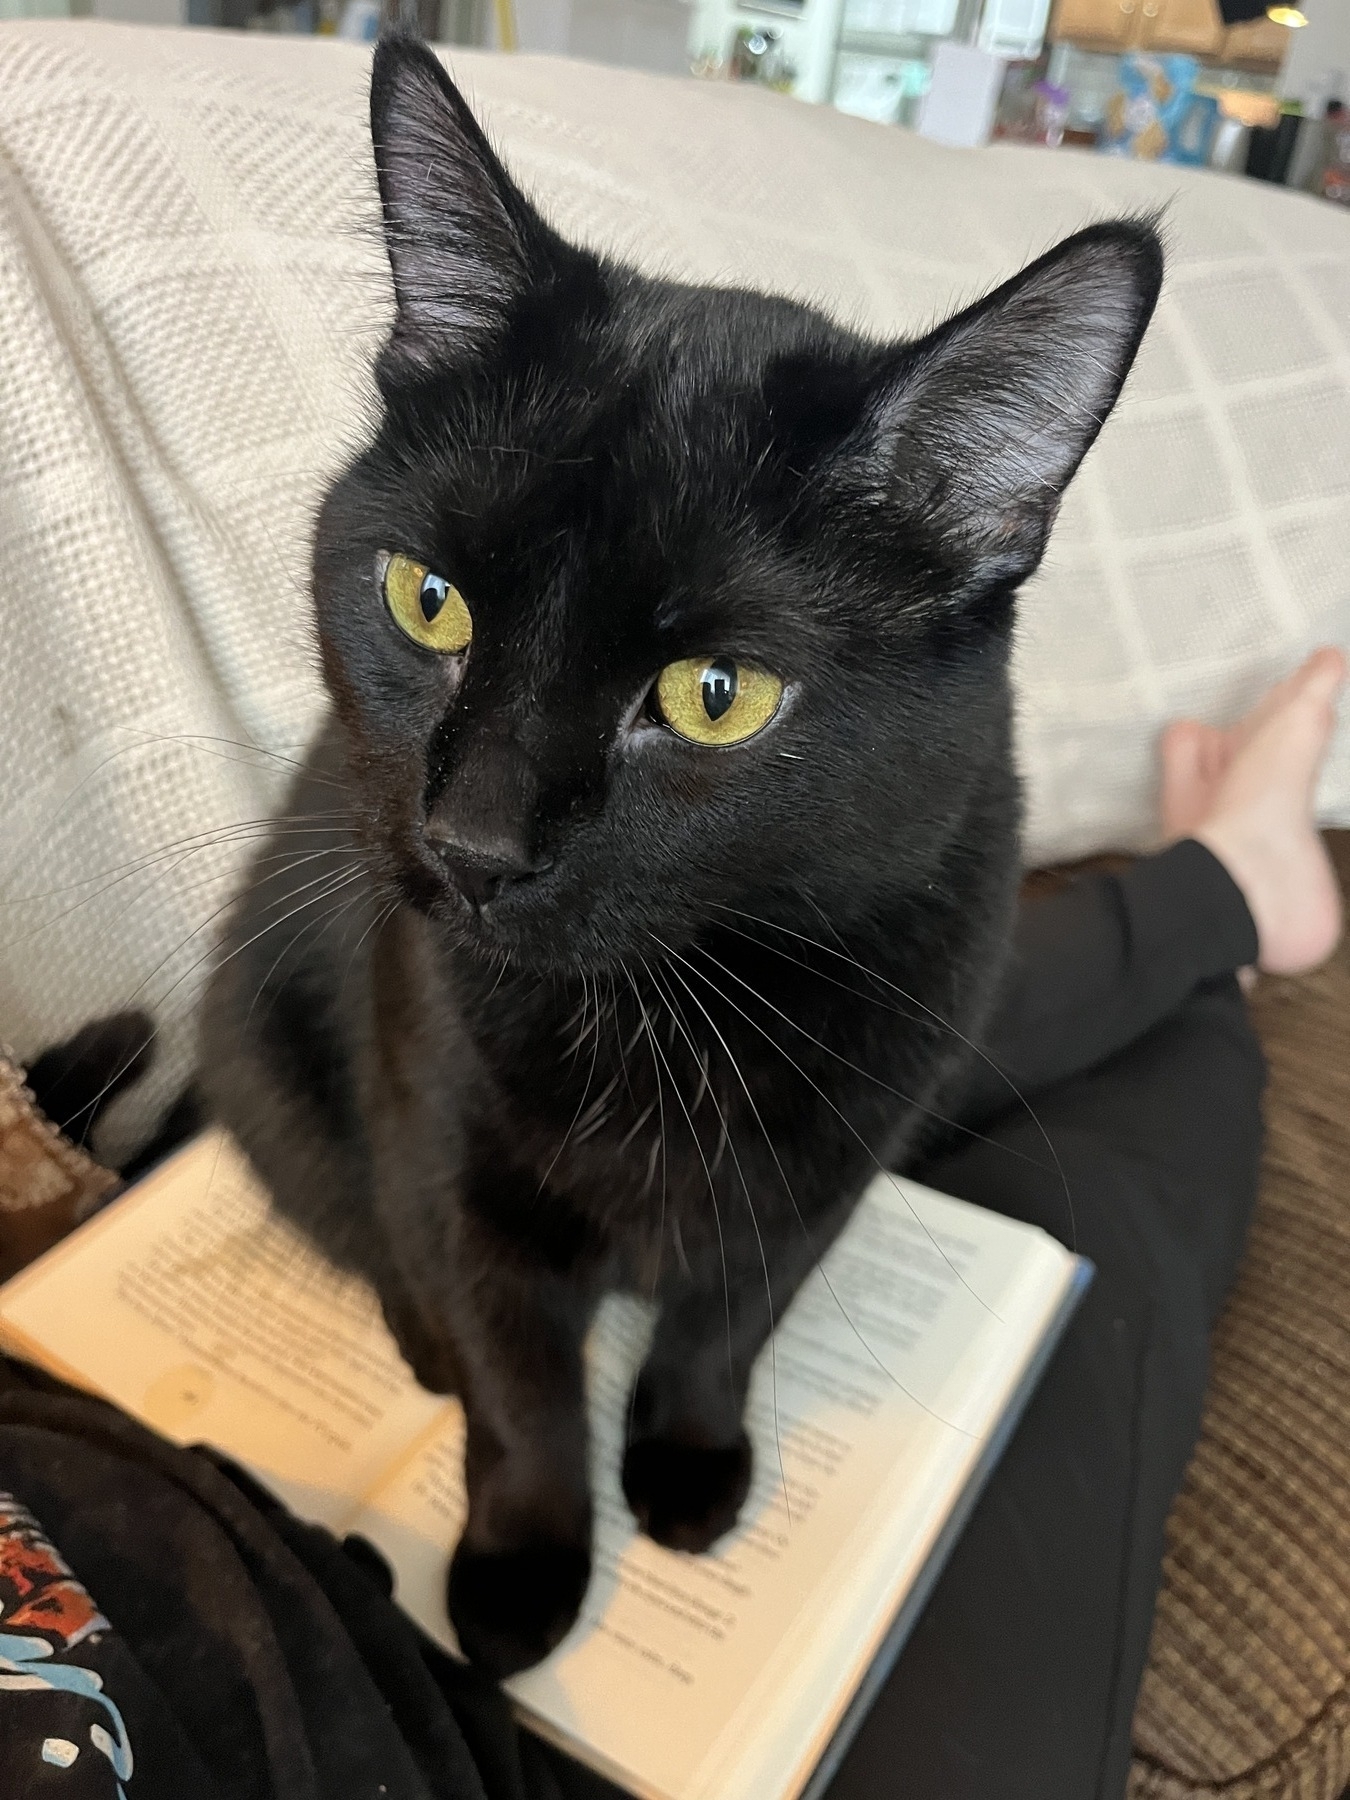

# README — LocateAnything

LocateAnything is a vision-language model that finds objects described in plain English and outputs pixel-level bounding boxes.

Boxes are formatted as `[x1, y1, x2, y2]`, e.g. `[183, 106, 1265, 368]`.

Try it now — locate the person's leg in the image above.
[956, 646, 1345, 1132]
[823, 650, 1347, 1800]
[825, 974, 1266, 1800]
[956, 837, 1257, 1132]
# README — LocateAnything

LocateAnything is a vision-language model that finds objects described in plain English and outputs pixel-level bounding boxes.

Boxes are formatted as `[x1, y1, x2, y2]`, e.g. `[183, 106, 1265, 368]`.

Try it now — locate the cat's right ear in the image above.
[370, 34, 547, 369]
[851, 220, 1162, 598]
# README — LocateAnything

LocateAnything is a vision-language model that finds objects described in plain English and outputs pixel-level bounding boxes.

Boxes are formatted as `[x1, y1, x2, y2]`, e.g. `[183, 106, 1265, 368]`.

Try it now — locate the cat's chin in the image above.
[410, 889, 616, 978]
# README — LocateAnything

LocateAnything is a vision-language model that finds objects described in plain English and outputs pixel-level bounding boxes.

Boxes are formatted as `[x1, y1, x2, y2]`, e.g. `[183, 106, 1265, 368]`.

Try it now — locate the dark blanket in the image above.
[0, 1357, 620, 1800]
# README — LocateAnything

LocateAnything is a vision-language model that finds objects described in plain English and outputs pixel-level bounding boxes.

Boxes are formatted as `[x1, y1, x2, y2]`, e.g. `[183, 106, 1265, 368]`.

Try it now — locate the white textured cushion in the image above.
[1, 21, 1348, 1145]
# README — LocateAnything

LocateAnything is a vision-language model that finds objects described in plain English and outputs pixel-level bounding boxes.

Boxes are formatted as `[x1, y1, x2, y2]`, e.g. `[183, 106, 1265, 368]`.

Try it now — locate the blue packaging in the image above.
[1100, 54, 1218, 166]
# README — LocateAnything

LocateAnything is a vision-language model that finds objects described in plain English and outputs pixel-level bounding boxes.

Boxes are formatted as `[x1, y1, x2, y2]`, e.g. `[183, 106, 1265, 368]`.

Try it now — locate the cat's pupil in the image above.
[701, 659, 738, 722]
[420, 573, 448, 623]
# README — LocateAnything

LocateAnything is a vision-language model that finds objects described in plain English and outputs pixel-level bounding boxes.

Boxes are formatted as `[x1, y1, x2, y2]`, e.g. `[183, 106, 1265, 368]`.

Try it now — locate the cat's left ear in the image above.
[370, 33, 556, 369]
[863, 220, 1162, 594]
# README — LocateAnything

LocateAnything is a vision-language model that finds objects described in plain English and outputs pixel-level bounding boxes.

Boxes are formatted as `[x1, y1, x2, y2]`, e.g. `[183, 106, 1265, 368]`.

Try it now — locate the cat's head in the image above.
[313, 35, 1161, 974]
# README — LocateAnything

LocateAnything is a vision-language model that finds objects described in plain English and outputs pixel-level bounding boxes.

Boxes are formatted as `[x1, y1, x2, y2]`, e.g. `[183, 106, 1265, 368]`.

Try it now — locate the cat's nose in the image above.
[427, 830, 551, 910]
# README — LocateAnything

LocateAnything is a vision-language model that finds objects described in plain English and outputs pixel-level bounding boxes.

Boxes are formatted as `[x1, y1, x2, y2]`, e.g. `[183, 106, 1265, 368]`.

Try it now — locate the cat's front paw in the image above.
[622, 1432, 752, 1553]
[447, 1540, 590, 1678]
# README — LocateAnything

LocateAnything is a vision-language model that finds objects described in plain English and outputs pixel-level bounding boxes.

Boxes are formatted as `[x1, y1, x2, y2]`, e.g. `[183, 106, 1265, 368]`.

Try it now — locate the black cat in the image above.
[200, 34, 1161, 1677]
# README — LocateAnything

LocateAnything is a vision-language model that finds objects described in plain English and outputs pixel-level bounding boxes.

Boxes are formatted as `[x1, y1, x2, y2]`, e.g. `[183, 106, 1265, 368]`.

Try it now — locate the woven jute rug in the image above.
[1130, 833, 1350, 1800]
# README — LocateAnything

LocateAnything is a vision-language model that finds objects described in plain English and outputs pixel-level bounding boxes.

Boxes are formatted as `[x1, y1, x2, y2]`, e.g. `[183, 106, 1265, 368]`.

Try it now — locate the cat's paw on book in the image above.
[622, 1432, 753, 1553]
[447, 1538, 592, 1678]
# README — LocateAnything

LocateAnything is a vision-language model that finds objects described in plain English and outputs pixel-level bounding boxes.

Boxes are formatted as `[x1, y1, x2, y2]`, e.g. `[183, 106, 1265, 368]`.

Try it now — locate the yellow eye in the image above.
[383, 553, 473, 654]
[654, 657, 784, 747]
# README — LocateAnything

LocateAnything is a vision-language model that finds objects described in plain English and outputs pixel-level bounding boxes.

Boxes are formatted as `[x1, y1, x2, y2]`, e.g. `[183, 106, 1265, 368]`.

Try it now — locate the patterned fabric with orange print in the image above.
[0, 1492, 133, 1799]
[0, 1494, 110, 1649]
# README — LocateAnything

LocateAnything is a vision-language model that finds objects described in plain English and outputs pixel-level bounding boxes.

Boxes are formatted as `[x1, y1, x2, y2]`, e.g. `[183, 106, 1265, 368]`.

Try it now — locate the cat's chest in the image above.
[453, 945, 954, 1248]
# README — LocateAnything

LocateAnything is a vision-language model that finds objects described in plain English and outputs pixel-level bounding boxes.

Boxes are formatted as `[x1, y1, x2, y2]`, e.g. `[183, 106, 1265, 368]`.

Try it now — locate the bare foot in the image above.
[1159, 647, 1346, 976]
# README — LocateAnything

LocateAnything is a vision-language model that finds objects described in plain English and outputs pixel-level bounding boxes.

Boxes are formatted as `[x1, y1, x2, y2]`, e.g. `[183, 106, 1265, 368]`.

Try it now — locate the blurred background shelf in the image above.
[5, 0, 1345, 210]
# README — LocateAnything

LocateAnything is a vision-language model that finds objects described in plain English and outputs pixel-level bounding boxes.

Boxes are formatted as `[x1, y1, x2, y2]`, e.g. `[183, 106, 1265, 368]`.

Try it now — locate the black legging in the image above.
[826, 837, 1264, 1800]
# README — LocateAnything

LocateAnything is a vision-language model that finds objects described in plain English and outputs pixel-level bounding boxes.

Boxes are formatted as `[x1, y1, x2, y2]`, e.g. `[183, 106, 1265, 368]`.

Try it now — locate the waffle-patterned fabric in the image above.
[1, 20, 1348, 1150]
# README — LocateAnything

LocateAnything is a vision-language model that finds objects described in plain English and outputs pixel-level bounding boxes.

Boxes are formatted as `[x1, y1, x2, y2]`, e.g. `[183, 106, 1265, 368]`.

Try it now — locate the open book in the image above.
[0, 1130, 1087, 1800]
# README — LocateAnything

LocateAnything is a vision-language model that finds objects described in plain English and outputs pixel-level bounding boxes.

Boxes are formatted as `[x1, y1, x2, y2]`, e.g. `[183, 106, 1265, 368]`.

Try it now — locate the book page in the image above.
[0, 1132, 445, 1529]
[352, 1173, 1075, 1800]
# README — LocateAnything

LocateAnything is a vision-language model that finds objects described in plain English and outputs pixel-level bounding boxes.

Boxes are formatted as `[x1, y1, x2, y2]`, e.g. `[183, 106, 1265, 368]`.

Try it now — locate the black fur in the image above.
[25, 1010, 155, 1146]
[200, 35, 1161, 1677]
